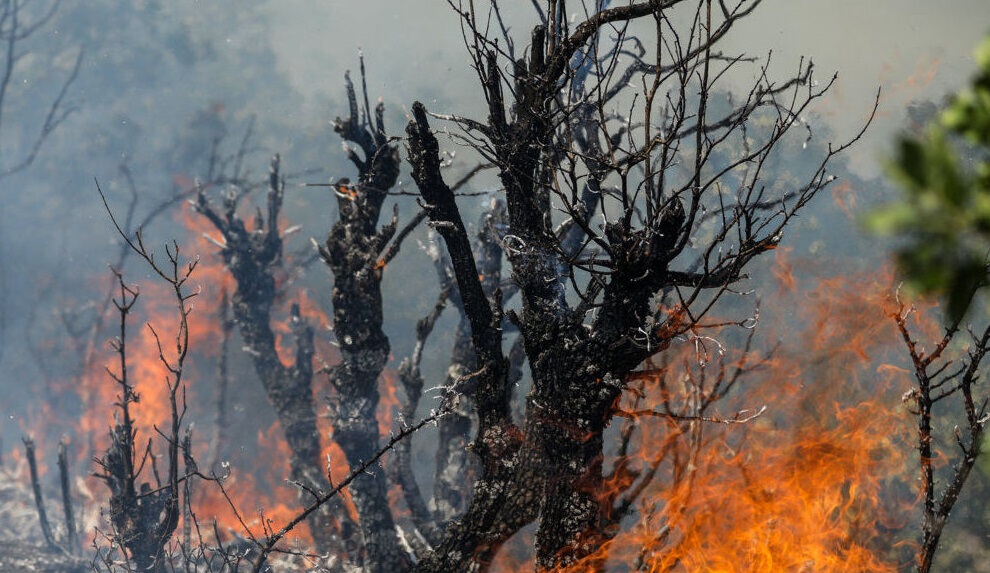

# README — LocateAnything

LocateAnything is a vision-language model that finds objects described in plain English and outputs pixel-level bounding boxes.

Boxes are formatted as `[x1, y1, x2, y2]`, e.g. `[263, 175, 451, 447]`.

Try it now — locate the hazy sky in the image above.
[265, 0, 989, 176]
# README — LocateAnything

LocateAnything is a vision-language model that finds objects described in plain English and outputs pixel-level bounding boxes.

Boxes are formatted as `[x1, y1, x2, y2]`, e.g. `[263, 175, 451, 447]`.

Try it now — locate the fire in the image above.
[22, 189, 357, 553]
[903, 57, 942, 91]
[192, 421, 315, 544]
[16, 167, 945, 570]
[378, 369, 402, 435]
[543, 261, 922, 572]
[593, 382, 910, 572]
[830, 181, 858, 220]
[772, 248, 796, 294]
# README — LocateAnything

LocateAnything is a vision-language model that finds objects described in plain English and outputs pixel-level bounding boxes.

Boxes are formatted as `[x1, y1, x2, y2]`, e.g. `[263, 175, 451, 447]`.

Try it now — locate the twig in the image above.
[23, 437, 56, 549]
[250, 407, 449, 573]
[619, 405, 767, 425]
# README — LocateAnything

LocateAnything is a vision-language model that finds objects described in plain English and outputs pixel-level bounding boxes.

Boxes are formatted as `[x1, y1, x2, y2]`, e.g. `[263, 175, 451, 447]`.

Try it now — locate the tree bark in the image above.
[319, 70, 411, 572]
[195, 157, 341, 554]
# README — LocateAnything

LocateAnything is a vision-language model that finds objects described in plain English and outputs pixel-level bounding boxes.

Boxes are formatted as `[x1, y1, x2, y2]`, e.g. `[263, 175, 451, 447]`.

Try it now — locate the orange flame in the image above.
[192, 421, 315, 544]
[543, 264, 922, 572]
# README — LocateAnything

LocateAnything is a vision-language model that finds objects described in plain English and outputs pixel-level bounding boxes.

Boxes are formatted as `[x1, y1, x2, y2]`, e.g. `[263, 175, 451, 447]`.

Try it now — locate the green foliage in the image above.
[868, 35, 990, 322]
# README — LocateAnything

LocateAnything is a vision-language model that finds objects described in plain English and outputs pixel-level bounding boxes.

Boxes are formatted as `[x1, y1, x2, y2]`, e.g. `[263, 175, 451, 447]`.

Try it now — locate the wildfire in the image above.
[13, 191, 362, 552]
[192, 421, 316, 544]
[12, 175, 943, 570]
[543, 260, 922, 572]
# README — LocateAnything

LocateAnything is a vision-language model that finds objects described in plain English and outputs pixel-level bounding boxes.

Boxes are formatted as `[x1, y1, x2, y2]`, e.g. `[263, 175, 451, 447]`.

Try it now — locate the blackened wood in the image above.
[430, 201, 506, 528]
[406, 102, 512, 444]
[320, 69, 410, 572]
[57, 439, 77, 554]
[195, 157, 341, 554]
[395, 284, 448, 547]
[22, 439, 55, 549]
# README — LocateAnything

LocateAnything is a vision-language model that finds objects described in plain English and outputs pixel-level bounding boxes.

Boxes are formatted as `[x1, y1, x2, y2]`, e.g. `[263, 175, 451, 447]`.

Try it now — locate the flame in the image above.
[316, 421, 360, 523]
[903, 57, 942, 91]
[830, 181, 858, 220]
[32, 193, 355, 551]
[588, 380, 910, 572]
[378, 369, 402, 435]
[540, 264, 923, 572]
[192, 421, 314, 544]
[772, 247, 796, 294]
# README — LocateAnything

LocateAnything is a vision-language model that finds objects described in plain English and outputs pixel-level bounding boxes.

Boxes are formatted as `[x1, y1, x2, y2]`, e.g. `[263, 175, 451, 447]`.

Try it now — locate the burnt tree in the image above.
[91, 210, 196, 572]
[401, 0, 875, 570]
[194, 157, 349, 554]
[316, 69, 409, 572]
[891, 302, 990, 573]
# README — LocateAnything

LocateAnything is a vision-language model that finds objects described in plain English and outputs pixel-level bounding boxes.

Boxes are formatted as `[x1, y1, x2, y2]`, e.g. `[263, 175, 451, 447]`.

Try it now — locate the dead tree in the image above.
[91, 229, 194, 572]
[96, 187, 316, 572]
[94, 274, 176, 572]
[194, 156, 348, 554]
[429, 200, 506, 528]
[402, 1, 875, 570]
[316, 67, 411, 572]
[892, 301, 990, 573]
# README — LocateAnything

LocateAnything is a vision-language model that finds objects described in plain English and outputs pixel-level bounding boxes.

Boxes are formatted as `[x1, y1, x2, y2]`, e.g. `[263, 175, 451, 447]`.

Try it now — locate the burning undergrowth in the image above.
[3, 189, 979, 571]
[487, 253, 929, 572]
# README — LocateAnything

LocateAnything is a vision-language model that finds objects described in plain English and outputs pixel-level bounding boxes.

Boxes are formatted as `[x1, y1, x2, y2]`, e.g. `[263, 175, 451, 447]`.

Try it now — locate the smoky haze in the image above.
[0, 0, 985, 561]
[266, 0, 989, 175]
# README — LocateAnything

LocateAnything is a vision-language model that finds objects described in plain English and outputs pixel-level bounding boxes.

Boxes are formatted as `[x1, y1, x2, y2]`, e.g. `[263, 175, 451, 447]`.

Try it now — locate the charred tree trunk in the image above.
[427, 201, 505, 527]
[407, 104, 525, 573]
[195, 157, 342, 554]
[317, 69, 410, 572]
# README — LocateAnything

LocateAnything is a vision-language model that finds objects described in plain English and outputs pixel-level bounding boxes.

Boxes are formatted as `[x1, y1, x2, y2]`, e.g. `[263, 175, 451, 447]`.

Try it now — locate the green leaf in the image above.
[975, 36, 990, 71]
[870, 34, 990, 322]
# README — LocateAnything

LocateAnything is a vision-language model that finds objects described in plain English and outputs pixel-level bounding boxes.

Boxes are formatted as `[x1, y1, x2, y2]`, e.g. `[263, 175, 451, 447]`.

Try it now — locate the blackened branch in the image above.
[406, 101, 511, 438]
[893, 302, 990, 573]
[57, 439, 78, 553]
[23, 438, 56, 549]
[407, 103, 496, 359]
[393, 280, 451, 546]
